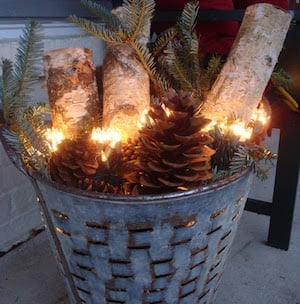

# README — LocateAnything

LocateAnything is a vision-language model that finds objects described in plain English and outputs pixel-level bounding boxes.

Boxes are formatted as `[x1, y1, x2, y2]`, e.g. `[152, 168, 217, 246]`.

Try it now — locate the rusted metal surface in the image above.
[0, 123, 252, 304]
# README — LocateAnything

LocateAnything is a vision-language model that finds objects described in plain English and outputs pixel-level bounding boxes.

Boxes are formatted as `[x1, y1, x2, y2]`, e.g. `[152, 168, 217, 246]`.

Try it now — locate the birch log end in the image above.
[43, 47, 101, 139]
[202, 4, 292, 124]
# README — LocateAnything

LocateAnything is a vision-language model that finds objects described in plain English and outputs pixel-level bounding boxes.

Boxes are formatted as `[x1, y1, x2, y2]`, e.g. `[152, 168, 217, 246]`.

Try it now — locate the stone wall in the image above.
[0, 22, 105, 252]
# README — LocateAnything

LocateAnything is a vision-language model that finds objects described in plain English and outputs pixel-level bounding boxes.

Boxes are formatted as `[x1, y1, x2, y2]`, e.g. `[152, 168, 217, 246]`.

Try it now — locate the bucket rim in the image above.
[37, 167, 251, 203]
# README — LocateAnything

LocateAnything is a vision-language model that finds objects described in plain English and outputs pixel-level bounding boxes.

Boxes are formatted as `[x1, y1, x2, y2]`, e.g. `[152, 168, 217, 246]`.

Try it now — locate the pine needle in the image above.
[122, 0, 155, 41]
[14, 20, 43, 104]
[206, 55, 224, 87]
[1, 59, 17, 124]
[0, 21, 50, 177]
[177, 1, 199, 33]
[271, 66, 293, 89]
[150, 26, 178, 58]
[80, 0, 121, 31]
[68, 16, 123, 43]
[230, 144, 277, 180]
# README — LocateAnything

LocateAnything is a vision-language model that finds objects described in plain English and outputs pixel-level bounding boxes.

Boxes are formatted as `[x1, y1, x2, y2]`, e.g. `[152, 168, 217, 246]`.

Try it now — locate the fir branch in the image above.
[152, 1, 201, 96]
[163, 41, 196, 94]
[229, 144, 277, 180]
[1, 59, 18, 124]
[1, 21, 50, 177]
[178, 1, 199, 32]
[206, 55, 224, 87]
[150, 26, 178, 58]
[2, 126, 49, 177]
[209, 124, 240, 172]
[14, 20, 43, 104]
[2, 128, 24, 155]
[69, 16, 123, 43]
[1, 21, 43, 127]
[9, 104, 50, 158]
[130, 40, 169, 90]
[271, 66, 293, 89]
[80, 0, 121, 31]
[122, 0, 155, 41]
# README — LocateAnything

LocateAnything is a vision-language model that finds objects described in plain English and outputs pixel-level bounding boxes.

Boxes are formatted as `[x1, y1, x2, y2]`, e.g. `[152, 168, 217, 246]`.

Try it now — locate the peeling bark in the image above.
[43, 47, 100, 138]
[202, 4, 292, 124]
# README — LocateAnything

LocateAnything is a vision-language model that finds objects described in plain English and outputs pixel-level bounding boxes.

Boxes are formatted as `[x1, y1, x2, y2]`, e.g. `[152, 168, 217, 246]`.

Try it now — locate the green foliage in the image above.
[205, 55, 224, 88]
[69, 16, 123, 43]
[0, 21, 50, 176]
[14, 20, 43, 103]
[230, 144, 277, 180]
[80, 0, 121, 32]
[178, 1, 199, 33]
[150, 27, 178, 58]
[209, 122, 277, 182]
[151, 1, 203, 96]
[209, 124, 240, 176]
[122, 0, 155, 40]
[271, 66, 293, 89]
[1, 59, 18, 124]
[1, 20, 43, 126]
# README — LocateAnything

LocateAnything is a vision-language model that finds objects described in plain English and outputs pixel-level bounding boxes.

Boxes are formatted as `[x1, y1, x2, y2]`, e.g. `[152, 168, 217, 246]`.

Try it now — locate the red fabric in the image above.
[153, 0, 289, 55]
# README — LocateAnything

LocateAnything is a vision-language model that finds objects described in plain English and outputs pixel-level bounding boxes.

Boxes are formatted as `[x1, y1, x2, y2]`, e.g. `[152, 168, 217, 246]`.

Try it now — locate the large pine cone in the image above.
[126, 91, 215, 194]
[49, 137, 123, 193]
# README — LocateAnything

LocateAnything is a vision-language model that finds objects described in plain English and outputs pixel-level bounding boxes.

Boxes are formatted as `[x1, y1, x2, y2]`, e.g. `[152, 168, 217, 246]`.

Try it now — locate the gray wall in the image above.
[0, 0, 111, 19]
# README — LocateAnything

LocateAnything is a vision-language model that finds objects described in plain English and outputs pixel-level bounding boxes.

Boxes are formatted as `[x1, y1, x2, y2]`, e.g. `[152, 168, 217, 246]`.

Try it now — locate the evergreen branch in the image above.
[14, 20, 43, 104]
[12, 104, 51, 157]
[164, 42, 194, 93]
[271, 66, 293, 89]
[150, 26, 178, 58]
[130, 40, 169, 90]
[1, 59, 18, 124]
[1, 22, 50, 176]
[2, 128, 24, 155]
[2, 123, 49, 177]
[80, 0, 121, 31]
[122, 0, 155, 41]
[69, 15, 123, 43]
[178, 1, 199, 32]
[206, 55, 224, 87]
[229, 144, 277, 180]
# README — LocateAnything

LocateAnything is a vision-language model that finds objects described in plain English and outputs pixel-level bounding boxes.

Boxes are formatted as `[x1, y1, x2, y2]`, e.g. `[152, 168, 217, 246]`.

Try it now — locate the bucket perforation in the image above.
[33, 169, 252, 303]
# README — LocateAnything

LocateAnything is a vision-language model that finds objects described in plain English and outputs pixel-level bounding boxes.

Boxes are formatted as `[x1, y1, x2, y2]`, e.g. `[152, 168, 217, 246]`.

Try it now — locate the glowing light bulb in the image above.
[46, 128, 64, 151]
[91, 127, 121, 148]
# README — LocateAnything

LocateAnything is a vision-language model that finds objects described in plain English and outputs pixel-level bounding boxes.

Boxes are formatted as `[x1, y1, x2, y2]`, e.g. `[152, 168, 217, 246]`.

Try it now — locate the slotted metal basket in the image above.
[0, 124, 252, 304]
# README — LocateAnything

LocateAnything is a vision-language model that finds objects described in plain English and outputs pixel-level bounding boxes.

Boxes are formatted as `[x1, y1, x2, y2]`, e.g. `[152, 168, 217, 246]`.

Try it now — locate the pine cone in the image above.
[128, 91, 215, 194]
[49, 137, 124, 194]
[49, 137, 99, 187]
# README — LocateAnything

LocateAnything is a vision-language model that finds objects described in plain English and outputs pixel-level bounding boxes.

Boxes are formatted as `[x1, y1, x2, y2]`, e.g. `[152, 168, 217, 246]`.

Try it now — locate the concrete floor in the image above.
[0, 201, 299, 304]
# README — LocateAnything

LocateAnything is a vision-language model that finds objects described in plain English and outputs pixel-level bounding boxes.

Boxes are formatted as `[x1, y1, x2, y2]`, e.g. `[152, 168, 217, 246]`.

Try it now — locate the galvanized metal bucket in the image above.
[0, 125, 252, 304]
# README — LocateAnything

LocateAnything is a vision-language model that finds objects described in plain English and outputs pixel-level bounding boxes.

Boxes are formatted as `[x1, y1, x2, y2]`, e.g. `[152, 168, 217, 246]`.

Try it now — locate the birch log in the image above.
[43, 47, 100, 139]
[102, 6, 150, 141]
[202, 4, 292, 124]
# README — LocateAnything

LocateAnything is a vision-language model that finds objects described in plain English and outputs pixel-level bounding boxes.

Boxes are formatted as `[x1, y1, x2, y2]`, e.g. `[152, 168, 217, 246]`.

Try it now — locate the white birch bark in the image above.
[202, 4, 292, 124]
[102, 6, 151, 141]
[43, 47, 100, 139]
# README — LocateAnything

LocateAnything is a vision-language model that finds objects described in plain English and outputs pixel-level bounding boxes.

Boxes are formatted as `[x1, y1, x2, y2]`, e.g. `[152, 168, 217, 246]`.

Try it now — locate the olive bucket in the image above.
[0, 126, 253, 304]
